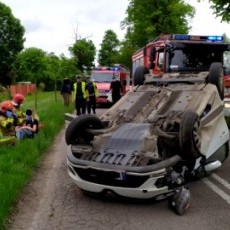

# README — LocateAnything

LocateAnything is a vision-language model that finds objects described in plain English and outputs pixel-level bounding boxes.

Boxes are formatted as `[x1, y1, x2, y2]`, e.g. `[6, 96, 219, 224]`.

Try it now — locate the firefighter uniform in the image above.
[0, 101, 17, 145]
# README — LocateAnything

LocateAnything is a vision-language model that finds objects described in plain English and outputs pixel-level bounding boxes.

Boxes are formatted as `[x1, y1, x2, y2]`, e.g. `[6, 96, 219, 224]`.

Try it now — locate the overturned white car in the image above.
[65, 61, 229, 215]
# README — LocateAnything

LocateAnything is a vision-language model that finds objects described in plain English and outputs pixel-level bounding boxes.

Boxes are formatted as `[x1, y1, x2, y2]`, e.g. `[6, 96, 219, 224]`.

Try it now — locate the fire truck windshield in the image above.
[166, 43, 229, 72]
[90, 72, 115, 83]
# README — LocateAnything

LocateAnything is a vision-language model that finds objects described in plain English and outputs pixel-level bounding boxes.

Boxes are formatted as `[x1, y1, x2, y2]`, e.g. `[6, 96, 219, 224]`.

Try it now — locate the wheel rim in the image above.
[193, 119, 201, 151]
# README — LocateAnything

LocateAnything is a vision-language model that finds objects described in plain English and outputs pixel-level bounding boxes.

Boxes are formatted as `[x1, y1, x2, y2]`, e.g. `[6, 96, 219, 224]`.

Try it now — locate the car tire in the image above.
[65, 115, 104, 145]
[208, 62, 224, 99]
[179, 110, 201, 161]
[133, 66, 150, 86]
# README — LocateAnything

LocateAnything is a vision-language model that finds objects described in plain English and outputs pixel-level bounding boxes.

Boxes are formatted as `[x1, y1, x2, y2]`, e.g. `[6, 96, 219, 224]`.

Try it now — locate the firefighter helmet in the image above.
[0, 100, 14, 112]
[13, 93, 25, 105]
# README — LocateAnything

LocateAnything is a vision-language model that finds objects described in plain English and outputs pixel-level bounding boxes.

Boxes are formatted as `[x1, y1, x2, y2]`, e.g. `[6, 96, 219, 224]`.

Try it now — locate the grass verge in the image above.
[0, 92, 74, 230]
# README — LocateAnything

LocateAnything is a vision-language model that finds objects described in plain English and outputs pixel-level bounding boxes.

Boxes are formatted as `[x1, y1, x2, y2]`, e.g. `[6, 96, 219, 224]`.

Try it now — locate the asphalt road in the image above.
[7, 108, 230, 230]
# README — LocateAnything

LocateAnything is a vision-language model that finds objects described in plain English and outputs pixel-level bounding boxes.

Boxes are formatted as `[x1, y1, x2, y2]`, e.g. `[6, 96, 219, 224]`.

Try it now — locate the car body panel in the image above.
[66, 69, 229, 201]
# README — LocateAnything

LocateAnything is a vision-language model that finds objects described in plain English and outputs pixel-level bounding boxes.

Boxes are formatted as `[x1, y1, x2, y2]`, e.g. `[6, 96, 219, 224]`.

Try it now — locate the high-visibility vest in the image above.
[93, 82, 99, 97]
[15, 108, 26, 126]
[72, 82, 87, 101]
[86, 82, 99, 97]
[0, 115, 15, 137]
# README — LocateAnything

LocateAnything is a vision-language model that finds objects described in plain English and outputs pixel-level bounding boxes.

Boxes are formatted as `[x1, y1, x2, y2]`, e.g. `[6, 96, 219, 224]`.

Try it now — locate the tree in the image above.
[59, 55, 78, 79]
[115, 39, 135, 73]
[0, 2, 25, 86]
[199, 0, 230, 22]
[14, 48, 47, 83]
[98, 30, 120, 66]
[13, 48, 47, 109]
[121, 0, 195, 49]
[69, 39, 96, 72]
[46, 54, 61, 101]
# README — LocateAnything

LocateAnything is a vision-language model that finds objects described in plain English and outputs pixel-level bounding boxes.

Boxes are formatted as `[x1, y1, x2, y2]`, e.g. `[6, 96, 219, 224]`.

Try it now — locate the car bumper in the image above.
[66, 154, 181, 199]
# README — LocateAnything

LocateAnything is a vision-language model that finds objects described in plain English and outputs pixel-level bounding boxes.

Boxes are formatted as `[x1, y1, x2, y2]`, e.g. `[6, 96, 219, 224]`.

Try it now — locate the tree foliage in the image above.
[0, 2, 25, 86]
[122, 0, 195, 49]
[201, 0, 230, 22]
[59, 55, 78, 79]
[98, 30, 120, 66]
[69, 39, 96, 72]
[13, 48, 47, 84]
[115, 39, 134, 72]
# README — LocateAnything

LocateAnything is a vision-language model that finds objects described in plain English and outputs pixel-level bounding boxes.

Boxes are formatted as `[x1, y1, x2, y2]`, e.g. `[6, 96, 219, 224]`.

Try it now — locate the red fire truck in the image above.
[90, 64, 130, 105]
[132, 34, 230, 94]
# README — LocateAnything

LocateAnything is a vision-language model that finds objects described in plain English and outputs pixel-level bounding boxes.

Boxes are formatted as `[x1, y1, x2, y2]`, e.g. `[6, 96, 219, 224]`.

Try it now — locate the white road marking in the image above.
[202, 177, 230, 204]
[211, 173, 230, 190]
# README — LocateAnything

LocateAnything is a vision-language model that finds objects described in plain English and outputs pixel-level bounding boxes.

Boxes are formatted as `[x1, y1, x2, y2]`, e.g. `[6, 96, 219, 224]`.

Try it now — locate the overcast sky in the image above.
[1, 0, 230, 57]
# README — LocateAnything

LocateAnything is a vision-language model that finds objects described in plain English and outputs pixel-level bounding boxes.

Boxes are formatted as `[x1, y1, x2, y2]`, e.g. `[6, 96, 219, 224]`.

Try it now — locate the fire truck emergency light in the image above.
[172, 34, 224, 42]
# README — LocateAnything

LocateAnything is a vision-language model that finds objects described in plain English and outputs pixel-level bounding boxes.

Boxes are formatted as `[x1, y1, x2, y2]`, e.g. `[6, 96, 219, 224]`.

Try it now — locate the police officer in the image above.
[72, 76, 87, 116]
[85, 76, 99, 114]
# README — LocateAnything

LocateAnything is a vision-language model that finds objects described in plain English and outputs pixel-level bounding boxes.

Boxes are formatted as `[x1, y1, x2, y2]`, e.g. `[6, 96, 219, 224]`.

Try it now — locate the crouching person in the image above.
[0, 100, 17, 145]
[15, 109, 39, 140]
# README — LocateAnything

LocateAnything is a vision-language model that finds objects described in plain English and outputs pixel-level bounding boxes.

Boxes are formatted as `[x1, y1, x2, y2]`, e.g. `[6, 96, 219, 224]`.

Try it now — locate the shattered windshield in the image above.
[166, 43, 229, 73]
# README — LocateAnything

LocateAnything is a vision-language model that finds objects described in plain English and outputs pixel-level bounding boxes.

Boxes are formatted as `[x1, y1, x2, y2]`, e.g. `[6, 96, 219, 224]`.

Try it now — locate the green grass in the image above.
[0, 92, 74, 230]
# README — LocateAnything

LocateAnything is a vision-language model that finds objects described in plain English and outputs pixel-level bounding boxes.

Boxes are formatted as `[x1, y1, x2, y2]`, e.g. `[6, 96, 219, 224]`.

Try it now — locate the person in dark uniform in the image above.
[110, 75, 122, 105]
[60, 78, 72, 106]
[73, 76, 87, 116]
[85, 76, 99, 114]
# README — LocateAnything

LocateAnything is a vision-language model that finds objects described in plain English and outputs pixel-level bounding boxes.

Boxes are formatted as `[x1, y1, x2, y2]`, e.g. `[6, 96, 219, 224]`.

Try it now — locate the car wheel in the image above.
[179, 110, 201, 161]
[208, 62, 224, 99]
[65, 115, 104, 145]
[133, 66, 150, 86]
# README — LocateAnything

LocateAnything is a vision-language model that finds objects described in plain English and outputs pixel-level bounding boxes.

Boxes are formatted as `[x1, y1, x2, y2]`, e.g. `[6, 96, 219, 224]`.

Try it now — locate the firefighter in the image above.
[12, 93, 26, 126]
[72, 76, 87, 115]
[0, 100, 17, 145]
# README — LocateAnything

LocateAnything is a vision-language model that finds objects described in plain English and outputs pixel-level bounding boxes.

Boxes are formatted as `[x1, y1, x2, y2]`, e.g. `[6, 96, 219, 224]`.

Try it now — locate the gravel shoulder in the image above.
[7, 127, 71, 230]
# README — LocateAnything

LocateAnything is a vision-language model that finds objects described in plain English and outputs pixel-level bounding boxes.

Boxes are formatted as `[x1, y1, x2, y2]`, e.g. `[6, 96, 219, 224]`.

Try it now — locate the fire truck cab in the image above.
[132, 34, 230, 95]
[90, 64, 130, 105]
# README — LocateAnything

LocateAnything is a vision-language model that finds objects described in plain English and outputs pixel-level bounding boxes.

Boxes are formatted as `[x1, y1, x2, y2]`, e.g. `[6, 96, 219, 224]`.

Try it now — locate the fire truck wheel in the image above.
[133, 66, 150, 86]
[65, 115, 104, 145]
[179, 110, 201, 163]
[208, 62, 224, 99]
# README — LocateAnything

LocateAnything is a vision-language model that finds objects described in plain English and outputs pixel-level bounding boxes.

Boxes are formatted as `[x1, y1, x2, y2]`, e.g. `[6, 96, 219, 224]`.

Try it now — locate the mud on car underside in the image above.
[65, 62, 229, 215]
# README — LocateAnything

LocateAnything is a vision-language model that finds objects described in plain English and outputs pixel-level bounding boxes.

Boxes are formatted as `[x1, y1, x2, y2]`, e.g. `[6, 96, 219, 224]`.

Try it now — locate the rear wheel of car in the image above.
[208, 62, 224, 99]
[179, 110, 201, 162]
[133, 66, 150, 86]
[65, 115, 104, 145]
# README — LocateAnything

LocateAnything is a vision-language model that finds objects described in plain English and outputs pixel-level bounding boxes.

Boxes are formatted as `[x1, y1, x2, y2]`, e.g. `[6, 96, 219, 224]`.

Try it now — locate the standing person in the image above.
[110, 75, 122, 105]
[85, 76, 98, 114]
[60, 78, 72, 106]
[15, 109, 39, 140]
[0, 100, 17, 145]
[72, 76, 87, 116]
[12, 93, 26, 126]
